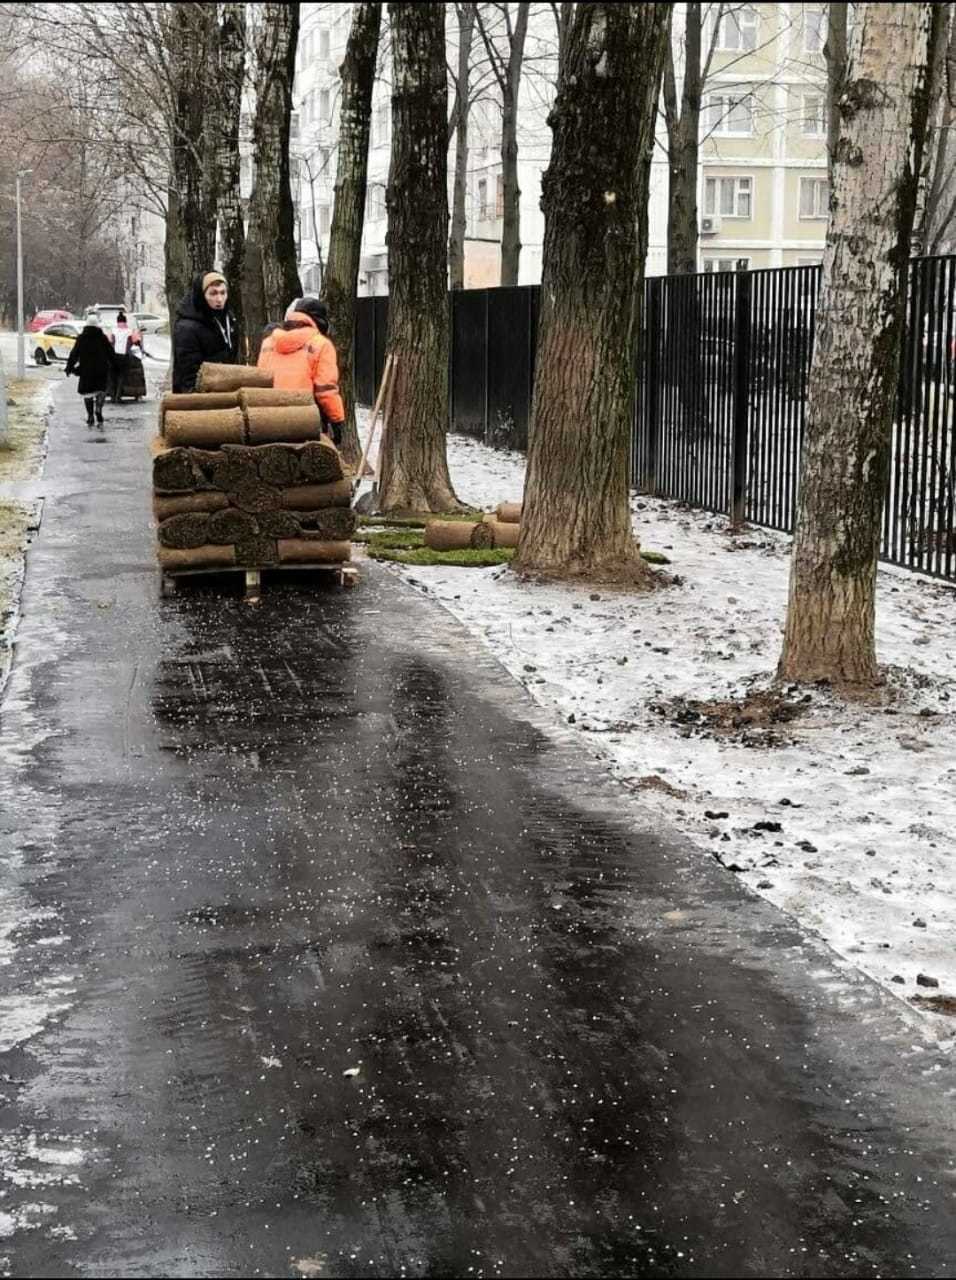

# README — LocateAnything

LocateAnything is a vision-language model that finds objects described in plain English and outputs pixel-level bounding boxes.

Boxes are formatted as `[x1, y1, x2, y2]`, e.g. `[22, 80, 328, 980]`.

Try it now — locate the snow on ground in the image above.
[366, 429, 956, 1035]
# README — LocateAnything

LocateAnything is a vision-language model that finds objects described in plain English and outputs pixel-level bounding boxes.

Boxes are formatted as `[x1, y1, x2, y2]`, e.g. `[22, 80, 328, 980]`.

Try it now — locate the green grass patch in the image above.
[640, 550, 671, 565]
[368, 544, 516, 568]
[353, 528, 425, 550]
[358, 509, 483, 528]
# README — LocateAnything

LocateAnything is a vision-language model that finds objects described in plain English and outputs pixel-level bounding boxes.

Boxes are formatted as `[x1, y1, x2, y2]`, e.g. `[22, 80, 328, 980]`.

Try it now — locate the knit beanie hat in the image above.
[202, 271, 227, 292]
[286, 296, 329, 334]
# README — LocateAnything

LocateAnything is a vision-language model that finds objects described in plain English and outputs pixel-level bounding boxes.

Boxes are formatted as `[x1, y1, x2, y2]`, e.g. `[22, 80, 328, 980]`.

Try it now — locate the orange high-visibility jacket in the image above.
[257, 314, 345, 422]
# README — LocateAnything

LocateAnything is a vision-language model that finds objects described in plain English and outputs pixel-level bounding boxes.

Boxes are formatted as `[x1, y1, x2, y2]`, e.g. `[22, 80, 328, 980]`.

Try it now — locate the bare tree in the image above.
[324, 1, 382, 467]
[244, 1, 302, 356]
[448, 2, 478, 290]
[823, 2, 848, 182]
[778, 3, 938, 688]
[476, 2, 530, 287]
[378, 3, 461, 514]
[515, 2, 671, 584]
[916, 4, 956, 255]
[216, 3, 247, 348]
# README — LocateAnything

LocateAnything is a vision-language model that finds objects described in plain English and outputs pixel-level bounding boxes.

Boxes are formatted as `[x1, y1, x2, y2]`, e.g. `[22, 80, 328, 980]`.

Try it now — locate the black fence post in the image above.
[642, 276, 662, 494]
[483, 289, 490, 442]
[731, 266, 752, 527]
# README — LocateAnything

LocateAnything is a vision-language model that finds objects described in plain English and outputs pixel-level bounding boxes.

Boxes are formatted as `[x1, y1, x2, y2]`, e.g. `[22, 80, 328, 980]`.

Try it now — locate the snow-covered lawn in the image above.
[370, 430, 956, 1035]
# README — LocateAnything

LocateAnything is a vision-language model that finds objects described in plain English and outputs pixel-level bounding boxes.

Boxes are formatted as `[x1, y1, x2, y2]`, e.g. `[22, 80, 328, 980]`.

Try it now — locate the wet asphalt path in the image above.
[0, 383, 955, 1278]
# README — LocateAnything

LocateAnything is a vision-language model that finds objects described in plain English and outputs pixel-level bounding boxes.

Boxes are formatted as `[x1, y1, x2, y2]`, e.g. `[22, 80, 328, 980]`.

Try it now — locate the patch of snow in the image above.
[375, 429, 956, 1029]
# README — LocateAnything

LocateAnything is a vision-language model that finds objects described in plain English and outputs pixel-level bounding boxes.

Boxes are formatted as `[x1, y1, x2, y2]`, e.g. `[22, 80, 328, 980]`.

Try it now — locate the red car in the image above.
[28, 309, 73, 332]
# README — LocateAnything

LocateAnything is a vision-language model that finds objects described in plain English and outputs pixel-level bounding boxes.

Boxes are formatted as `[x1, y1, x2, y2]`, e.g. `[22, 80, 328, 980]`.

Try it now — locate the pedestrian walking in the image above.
[256, 297, 345, 445]
[172, 271, 240, 393]
[64, 315, 115, 426]
[109, 310, 144, 403]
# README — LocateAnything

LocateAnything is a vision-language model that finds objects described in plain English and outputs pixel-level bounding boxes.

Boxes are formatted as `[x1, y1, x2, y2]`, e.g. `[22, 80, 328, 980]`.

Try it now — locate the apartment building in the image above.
[696, 2, 829, 273]
[293, 1, 829, 290]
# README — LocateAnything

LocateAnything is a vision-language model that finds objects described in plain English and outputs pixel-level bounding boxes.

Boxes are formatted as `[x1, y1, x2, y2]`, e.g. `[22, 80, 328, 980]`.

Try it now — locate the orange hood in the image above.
[272, 313, 318, 354]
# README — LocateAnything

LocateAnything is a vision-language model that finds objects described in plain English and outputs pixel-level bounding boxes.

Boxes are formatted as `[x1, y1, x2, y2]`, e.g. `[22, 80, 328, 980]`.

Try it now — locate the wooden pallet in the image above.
[160, 561, 359, 601]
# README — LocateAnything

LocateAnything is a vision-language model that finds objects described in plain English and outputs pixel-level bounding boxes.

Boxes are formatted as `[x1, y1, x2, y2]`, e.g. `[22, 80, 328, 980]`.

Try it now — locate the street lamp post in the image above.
[16, 169, 32, 380]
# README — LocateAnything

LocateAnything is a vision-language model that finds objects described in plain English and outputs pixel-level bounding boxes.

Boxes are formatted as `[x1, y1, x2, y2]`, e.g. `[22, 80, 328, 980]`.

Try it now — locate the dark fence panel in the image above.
[353, 258, 956, 585]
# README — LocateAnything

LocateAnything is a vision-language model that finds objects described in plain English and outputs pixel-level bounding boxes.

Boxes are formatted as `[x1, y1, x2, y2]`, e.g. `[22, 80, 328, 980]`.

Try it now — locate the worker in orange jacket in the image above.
[257, 296, 345, 445]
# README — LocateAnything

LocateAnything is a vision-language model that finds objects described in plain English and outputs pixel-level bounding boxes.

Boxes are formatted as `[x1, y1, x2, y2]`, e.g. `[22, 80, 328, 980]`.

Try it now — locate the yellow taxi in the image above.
[33, 320, 86, 365]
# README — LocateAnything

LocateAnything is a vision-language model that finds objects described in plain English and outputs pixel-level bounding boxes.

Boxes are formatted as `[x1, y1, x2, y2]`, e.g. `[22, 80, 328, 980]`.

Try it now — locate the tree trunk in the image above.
[449, 2, 477, 291]
[245, 1, 302, 359]
[325, 2, 381, 468]
[915, 4, 954, 254]
[514, 3, 670, 584]
[664, 2, 701, 276]
[778, 3, 938, 688]
[215, 3, 247, 354]
[378, 3, 461, 514]
[824, 3, 848, 184]
[500, 3, 529, 287]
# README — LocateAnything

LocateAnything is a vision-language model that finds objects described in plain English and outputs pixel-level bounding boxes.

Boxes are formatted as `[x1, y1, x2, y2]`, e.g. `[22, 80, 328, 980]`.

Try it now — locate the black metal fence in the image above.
[354, 255, 956, 584]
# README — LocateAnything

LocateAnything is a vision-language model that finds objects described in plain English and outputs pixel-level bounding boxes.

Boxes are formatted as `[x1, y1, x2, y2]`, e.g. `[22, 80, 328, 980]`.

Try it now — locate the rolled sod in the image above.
[277, 539, 351, 564]
[210, 451, 281, 513]
[496, 501, 522, 524]
[257, 510, 303, 538]
[255, 444, 300, 488]
[153, 491, 229, 520]
[164, 407, 245, 448]
[157, 513, 210, 549]
[424, 519, 494, 551]
[245, 405, 323, 445]
[157, 544, 236, 570]
[280, 479, 352, 509]
[206, 507, 258, 544]
[235, 535, 279, 567]
[486, 518, 520, 548]
[296, 439, 345, 484]
[197, 363, 273, 392]
[161, 391, 240, 412]
[296, 508, 357, 541]
[238, 387, 316, 410]
[152, 445, 212, 493]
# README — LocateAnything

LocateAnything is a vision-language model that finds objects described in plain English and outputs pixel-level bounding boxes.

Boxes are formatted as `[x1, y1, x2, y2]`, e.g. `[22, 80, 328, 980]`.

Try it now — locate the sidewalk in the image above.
[3, 380, 956, 1275]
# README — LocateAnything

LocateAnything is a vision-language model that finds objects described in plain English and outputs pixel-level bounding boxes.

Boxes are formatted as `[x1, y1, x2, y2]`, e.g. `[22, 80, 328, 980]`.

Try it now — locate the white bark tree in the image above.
[778, 2, 938, 687]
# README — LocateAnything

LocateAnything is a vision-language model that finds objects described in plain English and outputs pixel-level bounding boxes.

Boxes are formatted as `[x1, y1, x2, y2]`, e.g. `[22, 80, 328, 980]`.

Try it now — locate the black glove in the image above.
[328, 420, 344, 447]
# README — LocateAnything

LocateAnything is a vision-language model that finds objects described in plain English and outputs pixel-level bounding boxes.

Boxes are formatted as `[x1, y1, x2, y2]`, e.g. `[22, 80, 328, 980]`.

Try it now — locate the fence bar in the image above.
[731, 268, 752, 527]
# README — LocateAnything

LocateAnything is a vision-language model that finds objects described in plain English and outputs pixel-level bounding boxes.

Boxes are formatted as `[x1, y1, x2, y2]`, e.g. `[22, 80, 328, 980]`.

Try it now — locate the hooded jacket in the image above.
[65, 323, 115, 395]
[172, 274, 240, 393]
[257, 313, 344, 423]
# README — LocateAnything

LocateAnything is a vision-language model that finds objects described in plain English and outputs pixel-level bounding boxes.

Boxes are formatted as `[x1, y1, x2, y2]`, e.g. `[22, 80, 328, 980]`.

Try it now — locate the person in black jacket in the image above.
[65, 315, 116, 425]
[172, 271, 240, 392]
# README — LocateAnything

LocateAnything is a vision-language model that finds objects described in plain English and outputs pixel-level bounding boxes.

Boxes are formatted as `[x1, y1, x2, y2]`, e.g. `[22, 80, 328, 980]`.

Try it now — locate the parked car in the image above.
[85, 304, 130, 331]
[28, 309, 73, 333]
[133, 311, 167, 334]
[33, 320, 85, 364]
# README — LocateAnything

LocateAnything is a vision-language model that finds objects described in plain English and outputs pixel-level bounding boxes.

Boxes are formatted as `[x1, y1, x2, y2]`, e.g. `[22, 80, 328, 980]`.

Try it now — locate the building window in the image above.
[319, 204, 331, 237]
[717, 7, 758, 52]
[704, 174, 753, 218]
[318, 89, 330, 124]
[707, 92, 754, 136]
[797, 256, 823, 266]
[801, 93, 825, 137]
[804, 7, 827, 54]
[477, 177, 488, 220]
[318, 27, 330, 60]
[366, 184, 386, 221]
[703, 257, 751, 273]
[799, 175, 829, 218]
[495, 174, 504, 218]
[140, 282, 146, 306]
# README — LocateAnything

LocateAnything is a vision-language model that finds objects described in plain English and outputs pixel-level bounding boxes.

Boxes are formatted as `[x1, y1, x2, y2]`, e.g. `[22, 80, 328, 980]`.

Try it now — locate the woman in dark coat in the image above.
[65, 316, 115, 425]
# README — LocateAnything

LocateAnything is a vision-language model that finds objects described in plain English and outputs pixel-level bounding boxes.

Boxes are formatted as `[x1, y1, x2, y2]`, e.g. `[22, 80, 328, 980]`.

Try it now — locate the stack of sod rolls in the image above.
[423, 502, 523, 552]
[153, 365, 356, 572]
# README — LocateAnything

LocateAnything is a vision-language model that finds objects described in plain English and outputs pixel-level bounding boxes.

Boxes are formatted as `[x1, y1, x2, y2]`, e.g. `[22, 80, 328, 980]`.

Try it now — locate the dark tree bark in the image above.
[325, 1, 382, 467]
[514, 2, 671, 584]
[378, 2, 461, 514]
[662, 2, 708, 276]
[915, 4, 954, 255]
[824, 2, 848, 184]
[477, 3, 530, 287]
[215, 3, 246, 354]
[245, 1, 302, 359]
[778, 3, 938, 688]
[449, 2, 477, 291]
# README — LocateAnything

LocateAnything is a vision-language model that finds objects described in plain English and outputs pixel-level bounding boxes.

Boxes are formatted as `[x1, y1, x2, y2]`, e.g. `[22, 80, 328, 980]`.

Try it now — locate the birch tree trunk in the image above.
[215, 3, 246, 352]
[377, 3, 461, 514]
[824, 3, 848, 184]
[663, 2, 701, 276]
[325, 1, 382, 468]
[514, 3, 670, 584]
[245, 2, 302, 357]
[449, 2, 477, 291]
[778, 3, 937, 687]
